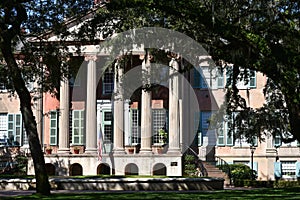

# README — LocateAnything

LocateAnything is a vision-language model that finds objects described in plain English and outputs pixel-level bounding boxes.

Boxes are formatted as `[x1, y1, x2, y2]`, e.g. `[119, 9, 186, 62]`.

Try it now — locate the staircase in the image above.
[183, 146, 232, 186]
[202, 161, 231, 186]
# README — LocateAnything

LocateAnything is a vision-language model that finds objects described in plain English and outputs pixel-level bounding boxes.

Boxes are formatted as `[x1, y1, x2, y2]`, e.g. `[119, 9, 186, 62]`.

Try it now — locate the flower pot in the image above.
[46, 149, 52, 155]
[74, 149, 80, 154]
[157, 148, 163, 154]
[128, 148, 134, 154]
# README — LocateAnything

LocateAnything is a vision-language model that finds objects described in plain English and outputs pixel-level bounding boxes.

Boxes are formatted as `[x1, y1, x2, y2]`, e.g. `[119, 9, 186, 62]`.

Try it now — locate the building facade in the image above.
[0, 13, 299, 179]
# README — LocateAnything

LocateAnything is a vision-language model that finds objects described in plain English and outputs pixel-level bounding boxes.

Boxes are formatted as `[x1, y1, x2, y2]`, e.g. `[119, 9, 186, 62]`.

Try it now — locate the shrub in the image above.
[183, 154, 197, 176]
[273, 180, 300, 188]
[230, 164, 257, 183]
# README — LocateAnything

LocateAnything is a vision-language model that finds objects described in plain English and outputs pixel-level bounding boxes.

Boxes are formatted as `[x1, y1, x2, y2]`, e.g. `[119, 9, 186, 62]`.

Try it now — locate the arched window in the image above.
[153, 163, 167, 176]
[125, 163, 138, 175]
[69, 163, 83, 176]
[97, 163, 110, 175]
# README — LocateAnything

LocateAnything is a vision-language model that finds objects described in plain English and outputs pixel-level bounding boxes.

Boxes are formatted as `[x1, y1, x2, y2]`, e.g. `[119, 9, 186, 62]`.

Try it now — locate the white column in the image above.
[168, 58, 181, 154]
[33, 79, 43, 147]
[140, 53, 152, 154]
[124, 99, 130, 146]
[85, 55, 97, 154]
[113, 62, 125, 154]
[58, 75, 70, 153]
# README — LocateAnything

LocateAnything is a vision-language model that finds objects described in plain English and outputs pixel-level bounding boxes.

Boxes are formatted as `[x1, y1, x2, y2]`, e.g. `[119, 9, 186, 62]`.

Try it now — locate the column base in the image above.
[85, 148, 98, 154]
[57, 148, 70, 154]
[113, 148, 126, 155]
[167, 148, 181, 155]
[139, 148, 153, 155]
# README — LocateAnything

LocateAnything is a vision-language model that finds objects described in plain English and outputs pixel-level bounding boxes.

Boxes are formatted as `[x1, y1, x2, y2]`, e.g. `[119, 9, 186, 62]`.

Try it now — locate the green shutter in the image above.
[225, 67, 232, 87]
[296, 162, 300, 178]
[72, 110, 85, 145]
[193, 68, 201, 88]
[7, 114, 23, 146]
[7, 114, 14, 145]
[274, 162, 282, 178]
[49, 111, 58, 145]
[274, 134, 282, 147]
[194, 112, 201, 146]
[249, 70, 256, 88]
[15, 114, 21, 145]
[217, 68, 224, 88]
[217, 122, 225, 146]
[225, 121, 234, 146]
[198, 131, 202, 146]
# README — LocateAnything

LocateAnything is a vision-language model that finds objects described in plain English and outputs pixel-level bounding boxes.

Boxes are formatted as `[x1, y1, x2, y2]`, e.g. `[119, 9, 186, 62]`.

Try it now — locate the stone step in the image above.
[202, 161, 231, 186]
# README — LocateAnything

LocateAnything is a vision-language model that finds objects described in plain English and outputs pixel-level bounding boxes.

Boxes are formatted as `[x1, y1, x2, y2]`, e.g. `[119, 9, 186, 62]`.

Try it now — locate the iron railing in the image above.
[216, 156, 232, 185]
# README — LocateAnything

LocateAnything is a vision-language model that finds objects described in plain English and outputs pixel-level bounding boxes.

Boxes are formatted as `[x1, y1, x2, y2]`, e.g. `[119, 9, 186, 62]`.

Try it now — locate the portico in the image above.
[28, 52, 184, 176]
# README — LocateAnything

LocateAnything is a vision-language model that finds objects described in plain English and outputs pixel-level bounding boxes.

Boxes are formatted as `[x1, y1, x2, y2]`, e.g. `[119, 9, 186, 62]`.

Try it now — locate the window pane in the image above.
[50, 129, 56, 136]
[74, 137, 79, 144]
[201, 112, 212, 136]
[73, 129, 79, 135]
[74, 111, 79, 118]
[16, 115, 21, 125]
[131, 109, 140, 144]
[50, 120, 56, 127]
[104, 112, 112, 121]
[8, 115, 13, 121]
[8, 123, 13, 130]
[152, 109, 167, 143]
[104, 125, 112, 142]
[50, 137, 56, 144]
[74, 120, 79, 127]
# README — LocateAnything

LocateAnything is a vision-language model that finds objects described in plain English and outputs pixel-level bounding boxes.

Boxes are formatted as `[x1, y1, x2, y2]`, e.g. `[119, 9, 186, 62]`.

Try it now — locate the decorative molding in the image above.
[84, 54, 98, 62]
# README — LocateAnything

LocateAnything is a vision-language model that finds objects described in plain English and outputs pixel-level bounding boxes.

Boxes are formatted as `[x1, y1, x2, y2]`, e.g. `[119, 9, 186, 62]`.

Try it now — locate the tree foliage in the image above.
[0, 0, 92, 195]
[87, 0, 300, 143]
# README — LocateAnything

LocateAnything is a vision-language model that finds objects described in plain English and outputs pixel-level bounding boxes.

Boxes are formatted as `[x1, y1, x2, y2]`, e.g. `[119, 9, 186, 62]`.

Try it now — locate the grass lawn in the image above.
[3, 187, 300, 200]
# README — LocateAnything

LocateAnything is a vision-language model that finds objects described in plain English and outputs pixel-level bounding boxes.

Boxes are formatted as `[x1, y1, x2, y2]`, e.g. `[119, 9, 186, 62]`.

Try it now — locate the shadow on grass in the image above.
[2, 187, 300, 200]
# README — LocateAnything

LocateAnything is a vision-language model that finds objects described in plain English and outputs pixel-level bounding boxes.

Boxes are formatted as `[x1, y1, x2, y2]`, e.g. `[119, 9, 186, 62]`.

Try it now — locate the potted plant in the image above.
[128, 148, 134, 154]
[158, 128, 167, 144]
[45, 147, 52, 155]
[73, 147, 80, 154]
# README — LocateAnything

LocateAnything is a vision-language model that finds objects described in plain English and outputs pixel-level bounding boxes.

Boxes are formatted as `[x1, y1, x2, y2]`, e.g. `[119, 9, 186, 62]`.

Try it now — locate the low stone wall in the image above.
[0, 177, 224, 191]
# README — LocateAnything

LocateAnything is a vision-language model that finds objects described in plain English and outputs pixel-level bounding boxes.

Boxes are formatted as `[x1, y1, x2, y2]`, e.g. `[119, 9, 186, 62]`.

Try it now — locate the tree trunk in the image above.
[1, 44, 51, 195]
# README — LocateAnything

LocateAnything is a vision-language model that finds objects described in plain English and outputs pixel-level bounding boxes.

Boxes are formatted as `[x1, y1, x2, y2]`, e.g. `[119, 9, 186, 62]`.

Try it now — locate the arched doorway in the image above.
[125, 163, 138, 175]
[97, 163, 110, 175]
[69, 163, 83, 176]
[45, 163, 56, 176]
[153, 163, 167, 176]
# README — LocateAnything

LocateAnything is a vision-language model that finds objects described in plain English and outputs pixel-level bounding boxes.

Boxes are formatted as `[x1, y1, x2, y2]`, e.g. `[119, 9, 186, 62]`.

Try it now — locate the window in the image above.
[282, 161, 296, 178]
[69, 76, 81, 87]
[193, 68, 208, 88]
[102, 70, 114, 94]
[195, 111, 212, 146]
[201, 112, 212, 137]
[102, 110, 113, 143]
[273, 134, 282, 147]
[72, 110, 85, 145]
[0, 113, 7, 145]
[217, 68, 224, 88]
[130, 109, 140, 144]
[49, 111, 58, 145]
[0, 83, 6, 91]
[152, 109, 167, 144]
[22, 128, 28, 146]
[217, 121, 233, 146]
[7, 114, 22, 146]
[226, 67, 256, 89]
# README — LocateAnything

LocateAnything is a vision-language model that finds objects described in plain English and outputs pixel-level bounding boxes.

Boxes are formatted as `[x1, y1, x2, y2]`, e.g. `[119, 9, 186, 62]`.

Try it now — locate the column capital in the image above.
[84, 54, 98, 62]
